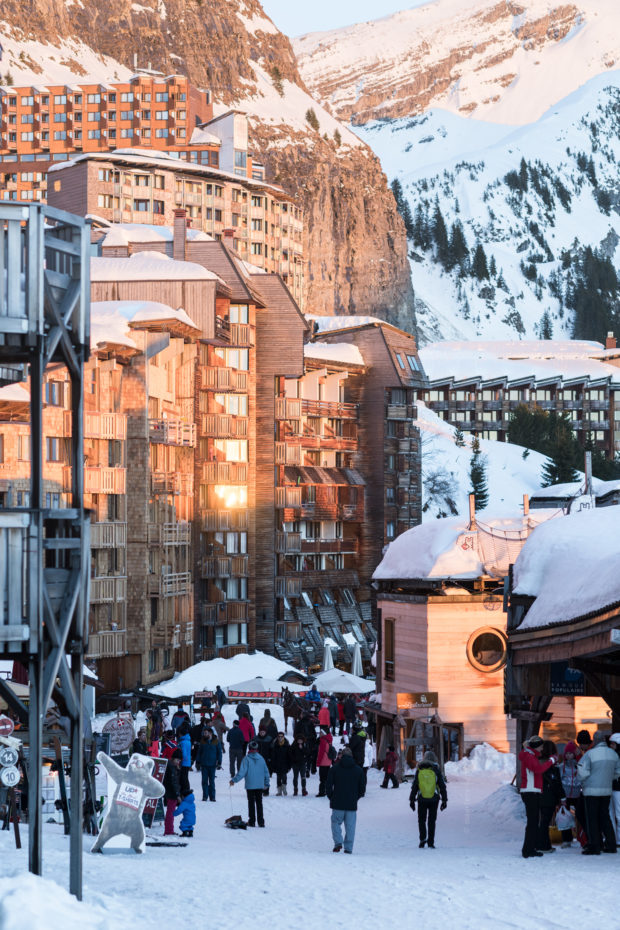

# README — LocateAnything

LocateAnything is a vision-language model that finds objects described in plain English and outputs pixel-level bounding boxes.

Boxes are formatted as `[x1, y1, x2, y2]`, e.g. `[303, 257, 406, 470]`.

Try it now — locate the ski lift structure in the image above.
[0, 203, 90, 899]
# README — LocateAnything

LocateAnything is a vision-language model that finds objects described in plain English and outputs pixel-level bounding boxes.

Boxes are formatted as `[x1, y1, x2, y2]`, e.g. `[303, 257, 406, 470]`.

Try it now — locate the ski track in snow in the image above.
[0, 751, 617, 929]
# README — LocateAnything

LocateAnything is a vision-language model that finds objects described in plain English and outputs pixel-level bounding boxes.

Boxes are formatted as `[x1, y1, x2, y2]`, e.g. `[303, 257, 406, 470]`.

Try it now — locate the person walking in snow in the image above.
[343, 695, 357, 734]
[230, 740, 270, 827]
[227, 720, 246, 777]
[196, 728, 222, 802]
[215, 685, 227, 709]
[328, 695, 338, 735]
[609, 733, 620, 845]
[349, 720, 367, 768]
[409, 751, 448, 849]
[306, 683, 321, 704]
[578, 730, 620, 855]
[238, 712, 255, 748]
[258, 708, 278, 741]
[316, 726, 334, 797]
[318, 700, 331, 729]
[538, 740, 564, 853]
[211, 708, 228, 751]
[381, 745, 399, 789]
[174, 787, 196, 838]
[178, 721, 193, 794]
[271, 731, 292, 795]
[163, 749, 182, 836]
[518, 734, 556, 858]
[326, 747, 366, 854]
[559, 742, 584, 846]
[290, 734, 310, 796]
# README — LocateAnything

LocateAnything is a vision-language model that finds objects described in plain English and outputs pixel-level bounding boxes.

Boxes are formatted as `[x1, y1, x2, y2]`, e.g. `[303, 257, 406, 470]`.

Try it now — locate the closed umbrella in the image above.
[350, 642, 363, 677]
[322, 641, 335, 671]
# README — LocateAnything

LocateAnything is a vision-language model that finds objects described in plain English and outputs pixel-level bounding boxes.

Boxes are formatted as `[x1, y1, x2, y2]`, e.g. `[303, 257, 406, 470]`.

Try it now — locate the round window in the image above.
[466, 627, 507, 673]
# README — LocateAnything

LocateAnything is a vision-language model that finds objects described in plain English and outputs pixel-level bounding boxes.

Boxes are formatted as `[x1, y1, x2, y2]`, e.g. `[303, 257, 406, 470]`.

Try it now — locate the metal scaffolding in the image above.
[0, 203, 90, 898]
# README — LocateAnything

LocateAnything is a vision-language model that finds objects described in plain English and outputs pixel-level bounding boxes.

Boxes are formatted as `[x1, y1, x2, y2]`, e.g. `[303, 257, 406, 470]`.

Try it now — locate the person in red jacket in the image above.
[238, 713, 255, 750]
[380, 745, 399, 789]
[316, 727, 334, 797]
[518, 734, 556, 858]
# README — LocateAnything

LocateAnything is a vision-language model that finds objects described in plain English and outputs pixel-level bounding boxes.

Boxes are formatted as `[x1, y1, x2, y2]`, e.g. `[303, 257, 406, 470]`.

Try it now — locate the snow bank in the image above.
[446, 742, 515, 780]
[151, 651, 301, 698]
[513, 506, 620, 629]
[0, 873, 110, 930]
[473, 783, 525, 825]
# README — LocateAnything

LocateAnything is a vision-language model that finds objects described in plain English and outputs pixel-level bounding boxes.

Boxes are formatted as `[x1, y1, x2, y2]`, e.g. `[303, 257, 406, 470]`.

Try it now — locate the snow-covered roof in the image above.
[304, 342, 364, 367]
[90, 300, 198, 349]
[101, 224, 212, 247]
[420, 340, 620, 384]
[529, 479, 602, 500]
[307, 314, 398, 334]
[189, 127, 221, 146]
[90, 252, 219, 282]
[150, 651, 301, 698]
[0, 383, 29, 403]
[513, 507, 620, 630]
[374, 510, 559, 582]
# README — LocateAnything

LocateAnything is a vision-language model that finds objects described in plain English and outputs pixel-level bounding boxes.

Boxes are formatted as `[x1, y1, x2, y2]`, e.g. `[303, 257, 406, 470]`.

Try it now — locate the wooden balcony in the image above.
[300, 538, 359, 554]
[85, 466, 126, 495]
[85, 412, 127, 440]
[277, 569, 359, 593]
[201, 509, 249, 532]
[275, 486, 302, 509]
[200, 601, 249, 625]
[147, 522, 191, 546]
[275, 576, 302, 598]
[201, 414, 248, 438]
[275, 442, 302, 465]
[149, 571, 192, 597]
[90, 576, 127, 603]
[301, 399, 357, 419]
[202, 461, 248, 484]
[275, 531, 302, 554]
[275, 397, 302, 420]
[386, 404, 409, 420]
[201, 555, 248, 579]
[149, 418, 196, 447]
[90, 521, 126, 549]
[87, 629, 127, 658]
[151, 472, 194, 495]
[200, 367, 248, 392]
[200, 644, 248, 659]
[229, 323, 252, 346]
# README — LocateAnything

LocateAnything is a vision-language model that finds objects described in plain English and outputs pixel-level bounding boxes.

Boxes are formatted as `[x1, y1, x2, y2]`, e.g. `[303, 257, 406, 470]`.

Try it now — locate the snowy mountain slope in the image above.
[294, 0, 620, 127]
[415, 401, 554, 519]
[356, 72, 620, 343]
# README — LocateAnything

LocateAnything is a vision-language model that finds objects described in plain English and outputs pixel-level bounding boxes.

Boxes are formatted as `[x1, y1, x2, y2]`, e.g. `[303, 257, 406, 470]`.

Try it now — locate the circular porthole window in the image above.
[466, 627, 507, 673]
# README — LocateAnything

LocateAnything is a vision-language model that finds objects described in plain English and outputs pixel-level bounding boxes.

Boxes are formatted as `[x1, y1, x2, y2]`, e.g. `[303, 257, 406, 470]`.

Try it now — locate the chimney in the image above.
[222, 228, 236, 250]
[606, 331, 617, 350]
[173, 209, 186, 262]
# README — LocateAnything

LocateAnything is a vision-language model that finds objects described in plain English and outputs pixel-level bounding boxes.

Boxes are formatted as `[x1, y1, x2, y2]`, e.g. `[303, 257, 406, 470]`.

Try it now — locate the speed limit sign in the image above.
[0, 746, 18, 767]
[0, 765, 20, 788]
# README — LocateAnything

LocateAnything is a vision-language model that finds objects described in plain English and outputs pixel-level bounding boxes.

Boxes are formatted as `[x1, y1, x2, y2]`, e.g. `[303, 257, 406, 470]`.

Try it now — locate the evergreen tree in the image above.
[448, 220, 469, 272]
[333, 129, 341, 148]
[472, 243, 489, 280]
[432, 200, 450, 268]
[391, 178, 415, 239]
[305, 108, 320, 131]
[539, 310, 553, 339]
[489, 255, 497, 278]
[271, 66, 284, 97]
[469, 436, 489, 510]
[541, 433, 580, 486]
[454, 425, 465, 447]
[519, 157, 529, 192]
[412, 202, 431, 250]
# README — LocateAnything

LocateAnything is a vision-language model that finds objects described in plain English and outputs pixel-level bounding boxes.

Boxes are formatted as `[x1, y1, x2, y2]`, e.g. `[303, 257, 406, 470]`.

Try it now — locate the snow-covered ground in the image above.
[1, 742, 617, 929]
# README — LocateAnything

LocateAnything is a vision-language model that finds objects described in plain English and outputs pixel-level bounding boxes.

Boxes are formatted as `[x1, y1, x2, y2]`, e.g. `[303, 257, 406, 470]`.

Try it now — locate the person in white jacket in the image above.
[577, 731, 620, 855]
[609, 733, 620, 843]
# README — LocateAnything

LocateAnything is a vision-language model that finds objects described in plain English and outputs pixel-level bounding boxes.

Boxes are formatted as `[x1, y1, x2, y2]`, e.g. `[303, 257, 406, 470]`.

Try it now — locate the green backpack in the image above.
[417, 767, 437, 799]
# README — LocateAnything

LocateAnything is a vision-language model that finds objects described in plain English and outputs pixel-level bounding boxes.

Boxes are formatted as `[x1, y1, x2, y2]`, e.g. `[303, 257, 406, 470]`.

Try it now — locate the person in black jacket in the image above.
[343, 695, 357, 734]
[326, 747, 366, 853]
[538, 740, 564, 853]
[290, 735, 310, 796]
[227, 720, 246, 777]
[163, 750, 182, 836]
[236, 701, 251, 720]
[294, 713, 317, 777]
[349, 722, 367, 768]
[255, 727, 274, 794]
[131, 728, 149, 757]
[409, 751, 448, 849]
[271, 732, 292, 796]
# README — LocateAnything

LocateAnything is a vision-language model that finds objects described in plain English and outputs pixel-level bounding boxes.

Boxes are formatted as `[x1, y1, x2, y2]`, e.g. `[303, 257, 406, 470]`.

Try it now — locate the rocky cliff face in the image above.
[294, 0, 617, 126]
[0, 0, 416, 330]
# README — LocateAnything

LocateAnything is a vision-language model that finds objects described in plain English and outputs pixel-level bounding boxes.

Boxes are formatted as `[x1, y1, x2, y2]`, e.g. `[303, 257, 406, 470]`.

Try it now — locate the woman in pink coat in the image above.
[318, 701, 331, 728]
[316, 726, 333, 797]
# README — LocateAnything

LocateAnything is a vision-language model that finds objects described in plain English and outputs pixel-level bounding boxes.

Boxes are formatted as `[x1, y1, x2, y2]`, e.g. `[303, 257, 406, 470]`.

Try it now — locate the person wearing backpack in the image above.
[409, 751, 447, 848]
[316, 726, 335, 797]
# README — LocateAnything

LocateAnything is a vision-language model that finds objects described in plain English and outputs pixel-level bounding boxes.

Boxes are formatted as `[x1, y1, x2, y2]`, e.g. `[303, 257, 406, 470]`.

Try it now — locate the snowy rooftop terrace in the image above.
[304, 342, 365, 367]
[420, 339, 620, 385]
[513, 506, 620, 630]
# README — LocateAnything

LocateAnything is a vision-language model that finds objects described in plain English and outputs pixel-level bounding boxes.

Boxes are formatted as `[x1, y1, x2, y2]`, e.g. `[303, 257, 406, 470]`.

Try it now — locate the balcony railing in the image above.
[229, 323, 252, 346]
[90, 521, 126, 548]
[201, 414, 248, 438]
[386, 404, 409, 420]
[301, 399, 357, 419]
[200, 601, 249, 625]
[201, 509, 249, 532]
[85, 467, 126, 495]
[151, 472, 194, 495]
[149, 418, 197, 447]
[275, 531, 302, 553]
[87, 629, 127, 658]
[90, 576, 127, 603]
[275, 397, 302, 420]
[275, 576, 302, 598]
[150, 571, 192, 597]
[147, 522, 191, 546]
[275, 486, 302, 509]
[201, 555, 248, 579]
[300, 538, 359, 554]
[202, 461, 248, 484]
[85, 412, 127, 440]
[275, 442, 302, 465]
[200, 367, 248, 392]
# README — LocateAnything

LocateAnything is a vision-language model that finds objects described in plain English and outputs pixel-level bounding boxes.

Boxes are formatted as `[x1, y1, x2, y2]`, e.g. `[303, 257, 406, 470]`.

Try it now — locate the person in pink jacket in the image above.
[318, 701, 331, 729]
[316, 727, 334, 797]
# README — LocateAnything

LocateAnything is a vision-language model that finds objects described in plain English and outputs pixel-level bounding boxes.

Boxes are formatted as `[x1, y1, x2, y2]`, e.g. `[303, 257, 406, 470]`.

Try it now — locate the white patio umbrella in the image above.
[225, 676, 306, 698]
[322, 641, 335, 671]
[350, 642, 363, 677]
[313, 668, 375, 694]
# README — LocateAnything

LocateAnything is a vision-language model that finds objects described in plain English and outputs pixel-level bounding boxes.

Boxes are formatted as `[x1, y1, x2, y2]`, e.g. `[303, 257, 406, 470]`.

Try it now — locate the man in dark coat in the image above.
[215, 686, 227, 708]
[163, 750, 182, 836]
[255, 727, 274, 793]
[409, 751, 448, 849]
[349, 722, 367, 768]
[271, 732, 292, 796]
[326, 747, 366, 854]
[236, 700, 251, 719]
[227, 720, 246, 777]
[343, 695, 357, 733]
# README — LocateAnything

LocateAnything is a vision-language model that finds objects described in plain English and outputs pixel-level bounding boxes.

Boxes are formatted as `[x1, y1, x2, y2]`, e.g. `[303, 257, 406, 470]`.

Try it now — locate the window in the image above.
[229, 305, 249, 324]
[386, 520, 396, 539]
[87, 94, 101, 103]
[98, 168, 112, 182]
[148, 649, 158, 673]
[121, 92, 134, 102]
[143, 93, 151, 102]
[384, 617, 395, 681]
[155, 127, 168, 138]
[395, 353, 406, 370]
[108, 110, 117, 121]
[141, 109, 151, 119]
[406, 354, 420, 372]
[46, 437, 63, 461]
[21, 113, 34, 123]
[108, 93, 116, 104]
[87, 129, 100, 139]
[45, 381, 63, 406]
[18, 435, 30, 462]
[251, 218, 263, 231]
[73, 94, 82, 105]
[153, 200, 164, 215]
[87, 111, 100, 122]
[133, 199, 150, 212]
[120, 110, 132, 120]
[21, 132, 34, 141]
[466, 627, 507, 673]
[73, 111, 82, 122]
[97, 194, 113, 209]
[54, 112, 67, 123]
[251, 243, 263, 256]
[155, 92, 168, 102]
[163, 649, 172, 669]
[155, 110, 168, 120]
[21, 96, 34, 106]
[45, 492, 61, 508]
[121, 128, 133, 138]
[386, 486, 395, 503]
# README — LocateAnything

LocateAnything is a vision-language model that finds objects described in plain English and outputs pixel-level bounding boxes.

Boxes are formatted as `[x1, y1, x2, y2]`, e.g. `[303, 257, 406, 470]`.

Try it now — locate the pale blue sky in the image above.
[260, 1, 430, 37]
